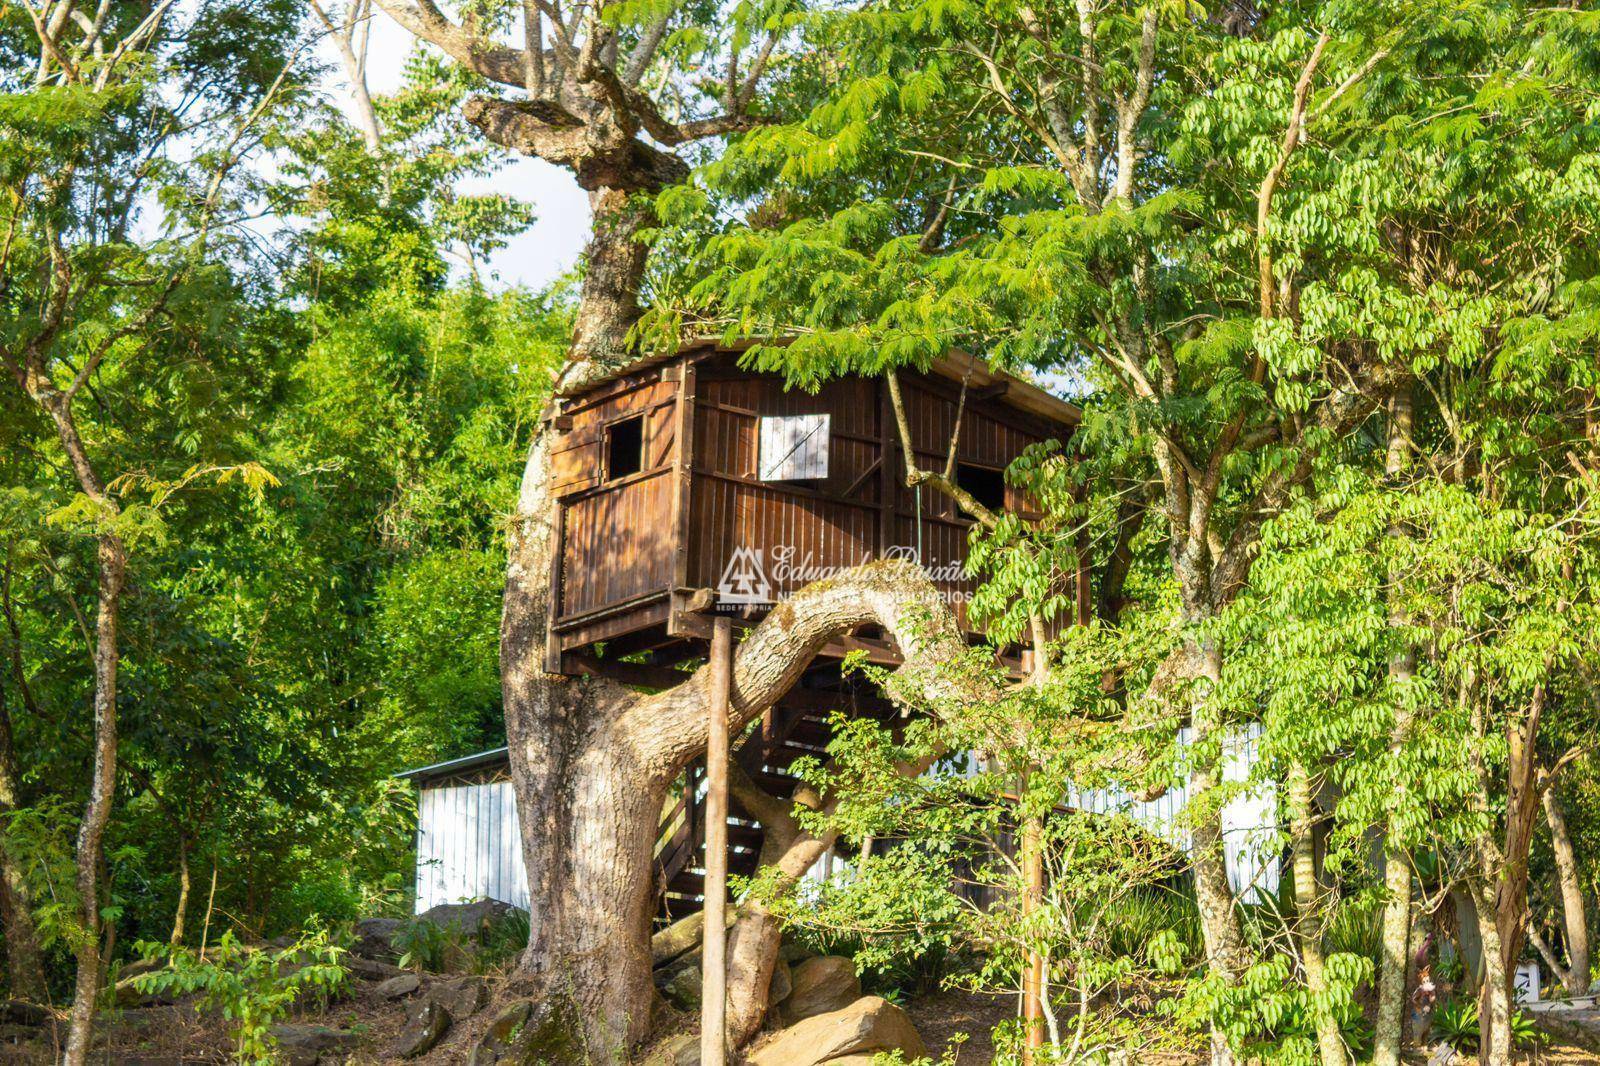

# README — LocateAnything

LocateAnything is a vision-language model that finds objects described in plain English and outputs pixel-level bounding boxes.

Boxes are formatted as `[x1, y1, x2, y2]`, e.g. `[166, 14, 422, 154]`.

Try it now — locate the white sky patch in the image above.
[316, 11, 591, 291]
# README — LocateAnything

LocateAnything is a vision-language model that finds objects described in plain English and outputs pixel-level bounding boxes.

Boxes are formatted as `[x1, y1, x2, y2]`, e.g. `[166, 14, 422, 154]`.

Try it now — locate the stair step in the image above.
[727, 824, 763, 849]
[761, 744, 826, 771]
[757, 771, 799, 795]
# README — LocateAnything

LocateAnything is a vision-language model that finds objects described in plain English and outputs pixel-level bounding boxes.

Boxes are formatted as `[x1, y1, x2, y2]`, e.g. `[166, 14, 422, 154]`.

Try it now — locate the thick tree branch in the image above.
[1258, 31, 1328, 319]
[373, 0, 530, 85]
[631, 559, 989, 770]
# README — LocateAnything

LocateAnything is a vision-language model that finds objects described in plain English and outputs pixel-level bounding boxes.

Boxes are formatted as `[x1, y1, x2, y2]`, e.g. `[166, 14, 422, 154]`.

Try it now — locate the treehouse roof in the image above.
[558, 340, 1082, 430]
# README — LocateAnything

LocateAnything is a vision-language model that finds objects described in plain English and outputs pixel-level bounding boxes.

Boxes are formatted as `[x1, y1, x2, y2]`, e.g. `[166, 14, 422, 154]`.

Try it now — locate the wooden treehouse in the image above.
[543, 341, 1084, 921]
[545, 340, 1082, 672]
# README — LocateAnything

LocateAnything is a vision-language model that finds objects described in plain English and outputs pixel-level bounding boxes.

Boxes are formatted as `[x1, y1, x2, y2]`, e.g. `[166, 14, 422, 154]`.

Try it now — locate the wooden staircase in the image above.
[652, 674, 899, 921]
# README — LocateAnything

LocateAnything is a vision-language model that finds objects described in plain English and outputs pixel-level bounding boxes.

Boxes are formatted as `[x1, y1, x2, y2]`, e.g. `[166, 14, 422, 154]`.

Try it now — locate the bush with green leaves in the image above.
[391, 908, 530, 974]
[769, 845, 966, 995]
[1429, 997, 1547, 1052]
[392, 916, 452, 973]
[1166, 952, 1373, 1065]
[132, 930, 348, 1064]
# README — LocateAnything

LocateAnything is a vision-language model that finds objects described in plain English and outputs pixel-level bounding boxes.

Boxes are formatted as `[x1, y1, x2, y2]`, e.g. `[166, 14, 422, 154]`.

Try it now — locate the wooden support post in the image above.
[701, 616, 733, 1066]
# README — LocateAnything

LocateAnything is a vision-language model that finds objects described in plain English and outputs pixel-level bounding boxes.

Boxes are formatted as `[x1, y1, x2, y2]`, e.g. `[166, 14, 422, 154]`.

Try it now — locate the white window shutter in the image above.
[758, 414, 830, 481]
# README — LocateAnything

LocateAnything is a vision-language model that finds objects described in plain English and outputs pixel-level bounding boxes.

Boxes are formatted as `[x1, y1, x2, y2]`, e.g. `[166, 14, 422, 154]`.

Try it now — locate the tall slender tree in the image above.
[1, 2, 302, 1056]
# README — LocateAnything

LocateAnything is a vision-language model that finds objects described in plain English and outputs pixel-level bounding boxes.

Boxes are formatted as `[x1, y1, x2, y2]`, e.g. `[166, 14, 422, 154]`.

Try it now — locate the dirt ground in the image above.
[0, 978, 1597, 1063]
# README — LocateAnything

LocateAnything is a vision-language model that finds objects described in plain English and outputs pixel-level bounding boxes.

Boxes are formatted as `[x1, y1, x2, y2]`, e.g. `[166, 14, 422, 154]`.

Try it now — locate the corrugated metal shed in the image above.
[399, 749, 530, 913]
[1064, 725, 1279, 904]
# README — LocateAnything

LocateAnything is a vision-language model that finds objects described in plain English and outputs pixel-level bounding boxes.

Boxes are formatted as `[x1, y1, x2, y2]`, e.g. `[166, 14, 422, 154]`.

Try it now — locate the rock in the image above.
[768, 958, 793, 1008]
[112, 979, 168, 1009]
[1425, 1043, 1459, 1066]
[468, 1001, 532, 1065]
[653, 912, 705, 969]
[468, 1000, 586, 1065]
[778, 940, 815, 965]
[117, 957, 165, 983]
[641, 1032, 700, 1066]
[778, 956, 861, 1025]
[344, 954, 406, 981]
[428, 975, 487, 1020]
[652, 909, 737, 969]
[272, 1023, 359, 1066]
[659, 959, 703, 1012]
[748, 997, 927, 1066]
[376, 973, 422, 999]
[395, 998, 451, 1059]
[352, 917, 405, 961]
[419, 898, 522, 941]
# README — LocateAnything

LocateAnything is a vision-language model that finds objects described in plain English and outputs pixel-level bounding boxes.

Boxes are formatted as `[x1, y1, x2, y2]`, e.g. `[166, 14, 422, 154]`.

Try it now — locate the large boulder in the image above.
[272, 1023, 359, 1066]
[419, 898, 522, 940]
[376, 973, 422, 999]
[658, 958, 703, 1012]
[767, 957, 793, 1008]
[395, 998, 450, 1059]
[747, 997, 928, 1066]
[468, 1000, 586, 1065]
[469, 1001, 532, 1065]
[352, 917, 405, 961]
[640, 1032, 700, 1066]
[652, 909, 738, 969]
[777, 956, 860, 1026]
[429, 975, 487, 1020]
[344, 954, 406, 981]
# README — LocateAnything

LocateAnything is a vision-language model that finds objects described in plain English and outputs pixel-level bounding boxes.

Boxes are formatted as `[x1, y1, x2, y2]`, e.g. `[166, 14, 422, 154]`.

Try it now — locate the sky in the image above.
[323, 12, 593, 291]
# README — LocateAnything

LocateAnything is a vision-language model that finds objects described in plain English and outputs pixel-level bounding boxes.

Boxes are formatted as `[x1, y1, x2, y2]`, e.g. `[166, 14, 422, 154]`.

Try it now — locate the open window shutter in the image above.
[758, 414, 830, 481]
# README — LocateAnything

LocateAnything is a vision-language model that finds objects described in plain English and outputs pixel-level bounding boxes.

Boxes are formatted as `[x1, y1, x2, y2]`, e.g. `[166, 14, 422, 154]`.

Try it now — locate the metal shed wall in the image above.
[1065, 724, 1279, 904]
[415, 780, 530, 913]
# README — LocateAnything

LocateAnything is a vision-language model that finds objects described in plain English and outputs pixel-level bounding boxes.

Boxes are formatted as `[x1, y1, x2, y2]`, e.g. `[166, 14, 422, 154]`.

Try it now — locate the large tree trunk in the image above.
[1473, 879, 1514, 1066]
[1541, 780, 1591, 997]
[500, 544, 975, 1057]
[1374, 390, 1416, 1066]
[1288, 761, 1346, 1066]
[573, 188, 652, 362]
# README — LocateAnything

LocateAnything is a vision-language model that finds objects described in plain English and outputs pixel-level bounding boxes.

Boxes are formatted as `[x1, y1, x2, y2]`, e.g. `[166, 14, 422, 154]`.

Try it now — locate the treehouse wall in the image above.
[545, 345, 1079, 670]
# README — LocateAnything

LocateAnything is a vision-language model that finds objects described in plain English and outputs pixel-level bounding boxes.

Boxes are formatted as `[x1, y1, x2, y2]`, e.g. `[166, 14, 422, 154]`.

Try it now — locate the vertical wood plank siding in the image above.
[549, 351, 1074, 655]
[554, 374, 679, 619]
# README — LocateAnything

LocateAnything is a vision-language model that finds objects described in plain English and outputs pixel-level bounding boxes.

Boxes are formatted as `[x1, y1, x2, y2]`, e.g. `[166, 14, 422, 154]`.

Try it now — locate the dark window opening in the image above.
[606, 415, 645, 480]
[956, 462, 1007, 513]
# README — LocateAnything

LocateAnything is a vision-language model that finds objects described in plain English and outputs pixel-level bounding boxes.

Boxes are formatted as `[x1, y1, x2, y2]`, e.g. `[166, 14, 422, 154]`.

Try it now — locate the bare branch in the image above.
[373, 0, 530, 86]
[1258, 31, 1328, 319]
[1112, 7, 1157, 204]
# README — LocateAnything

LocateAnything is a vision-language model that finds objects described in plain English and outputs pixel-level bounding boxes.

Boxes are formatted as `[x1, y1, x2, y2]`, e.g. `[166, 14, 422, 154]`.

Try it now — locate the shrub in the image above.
[133, 929, 348, 1064]
[392, 916, 452, 972]
[1430, 997, 1547, 1051]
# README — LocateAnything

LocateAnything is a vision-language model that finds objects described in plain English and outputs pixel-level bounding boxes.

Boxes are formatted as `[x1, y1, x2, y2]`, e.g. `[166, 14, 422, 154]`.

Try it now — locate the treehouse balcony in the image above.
[543, 341, 1082, 676]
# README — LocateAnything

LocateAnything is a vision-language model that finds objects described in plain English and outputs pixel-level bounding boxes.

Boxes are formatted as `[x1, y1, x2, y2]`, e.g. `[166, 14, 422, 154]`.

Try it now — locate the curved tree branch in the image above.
[629, 559, 988, 773]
